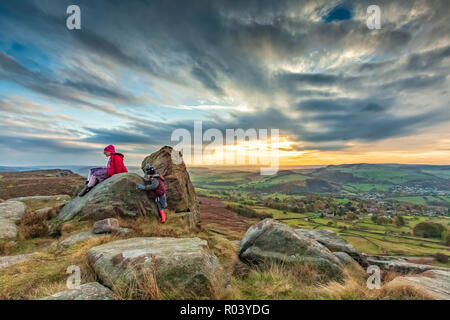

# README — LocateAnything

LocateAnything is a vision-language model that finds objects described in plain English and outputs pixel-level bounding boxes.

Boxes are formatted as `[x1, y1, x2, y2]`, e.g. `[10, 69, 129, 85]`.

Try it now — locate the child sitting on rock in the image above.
[137, 164, 167, 223]
[79, 145, 128, 197]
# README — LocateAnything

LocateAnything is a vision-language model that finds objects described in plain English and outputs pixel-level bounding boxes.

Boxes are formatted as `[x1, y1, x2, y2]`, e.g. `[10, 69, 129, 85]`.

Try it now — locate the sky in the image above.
[0, 0, 449, 167]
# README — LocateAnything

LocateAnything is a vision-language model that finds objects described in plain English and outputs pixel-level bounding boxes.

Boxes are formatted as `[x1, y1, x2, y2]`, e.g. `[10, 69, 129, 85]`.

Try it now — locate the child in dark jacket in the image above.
[137, 164, 167, 223]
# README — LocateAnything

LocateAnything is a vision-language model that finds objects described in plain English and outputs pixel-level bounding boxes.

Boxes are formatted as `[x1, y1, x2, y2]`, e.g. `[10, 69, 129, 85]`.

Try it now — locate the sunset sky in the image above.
[0, 0, 449, 166]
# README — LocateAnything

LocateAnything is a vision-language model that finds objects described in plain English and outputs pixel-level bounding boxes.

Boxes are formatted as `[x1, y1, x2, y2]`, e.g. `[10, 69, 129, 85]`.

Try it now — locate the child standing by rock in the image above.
[138, 164, 167, 223]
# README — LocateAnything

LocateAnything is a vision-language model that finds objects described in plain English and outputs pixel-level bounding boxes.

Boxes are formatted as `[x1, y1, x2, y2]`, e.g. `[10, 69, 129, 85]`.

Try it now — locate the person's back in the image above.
[107, 152, 128, 177]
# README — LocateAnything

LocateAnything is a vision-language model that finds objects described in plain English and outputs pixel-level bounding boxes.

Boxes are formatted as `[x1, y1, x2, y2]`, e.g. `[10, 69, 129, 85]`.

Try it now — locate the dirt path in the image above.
[198, 196, 258, 237]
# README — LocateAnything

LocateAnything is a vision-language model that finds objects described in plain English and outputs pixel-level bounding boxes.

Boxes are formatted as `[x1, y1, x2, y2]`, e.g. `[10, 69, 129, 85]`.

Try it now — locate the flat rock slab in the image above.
[239, 219, 342, 278]
[87, 237, 224, 298]
[0, 253, 35, 270]
[58, 231, 104, 248]
[9, 195, 71, 202]
[366, 257, 448, 274]
[387, 269, 450, 300]
[41, 282, 114, 300]
[0, 201, 27, 240]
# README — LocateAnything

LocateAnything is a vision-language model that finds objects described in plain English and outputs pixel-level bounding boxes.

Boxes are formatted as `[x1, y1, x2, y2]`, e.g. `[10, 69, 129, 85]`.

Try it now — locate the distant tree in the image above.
[442, 230, 450, 246]
[394, 215, 405, 227]
[413, 222, 446, 239]
[346, 212, 358, 221]
[371, 215, 378, 223]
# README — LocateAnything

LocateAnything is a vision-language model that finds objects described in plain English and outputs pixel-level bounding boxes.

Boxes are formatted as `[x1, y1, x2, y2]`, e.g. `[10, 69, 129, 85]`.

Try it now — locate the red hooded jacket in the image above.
[107, 153, 128, 177]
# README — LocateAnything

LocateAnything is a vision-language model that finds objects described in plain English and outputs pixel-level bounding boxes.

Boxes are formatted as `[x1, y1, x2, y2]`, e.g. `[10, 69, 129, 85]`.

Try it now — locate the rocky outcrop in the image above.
[239, 219, 342, 277]
[386, 269, 450, 300]
[87, 237, 225, 298]
[92, 218, 120, 234]
[0, 200, 27, 240]
[295, 228, 368, 267]
[366, 255, 448, 274]
[0, 252, 35, 270]
[41, 282, 114, 300]
[51, 146, 200, 235]
[141, 146, 198, 217]
[50, 173, 158, 236]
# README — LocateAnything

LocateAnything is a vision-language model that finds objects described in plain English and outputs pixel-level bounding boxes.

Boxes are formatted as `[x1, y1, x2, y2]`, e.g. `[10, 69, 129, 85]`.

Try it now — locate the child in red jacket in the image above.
[79, 145, 128, 197]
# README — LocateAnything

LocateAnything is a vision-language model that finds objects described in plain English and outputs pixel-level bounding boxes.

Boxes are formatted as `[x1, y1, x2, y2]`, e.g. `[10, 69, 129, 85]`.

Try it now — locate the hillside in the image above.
[0, 170, 85, 200]
[190, 164, 450, 208]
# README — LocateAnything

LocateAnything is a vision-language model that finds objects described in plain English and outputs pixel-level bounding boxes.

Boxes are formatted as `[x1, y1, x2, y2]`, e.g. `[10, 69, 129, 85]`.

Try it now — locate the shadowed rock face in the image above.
[50, 173, 158, 236]
[87, 237, 225, 298]
[41, 282, 114, 300]
[239, 219, 343, 279]
[141, 146, 198, 216]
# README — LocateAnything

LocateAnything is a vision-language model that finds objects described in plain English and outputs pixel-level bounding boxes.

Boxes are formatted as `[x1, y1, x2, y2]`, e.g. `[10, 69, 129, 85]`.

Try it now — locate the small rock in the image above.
[0, 253, 35, 270]
[386, 269, 450, 300]
[119, 227, 130, 234]
[41, 282, 114, 300]
[92, 218, 120, 234]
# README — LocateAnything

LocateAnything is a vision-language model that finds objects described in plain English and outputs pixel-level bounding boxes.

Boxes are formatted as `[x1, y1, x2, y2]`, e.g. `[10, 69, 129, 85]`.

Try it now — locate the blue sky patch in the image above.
[323, 5, 353, 23]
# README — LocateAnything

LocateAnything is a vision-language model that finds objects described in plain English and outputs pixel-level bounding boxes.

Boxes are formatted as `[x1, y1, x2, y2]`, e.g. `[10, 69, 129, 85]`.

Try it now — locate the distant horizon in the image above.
[2, 162, 450, 170]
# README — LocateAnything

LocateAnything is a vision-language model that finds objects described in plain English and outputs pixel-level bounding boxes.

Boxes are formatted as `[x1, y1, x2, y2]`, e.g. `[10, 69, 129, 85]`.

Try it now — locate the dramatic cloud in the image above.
[0, 0, 449, 165]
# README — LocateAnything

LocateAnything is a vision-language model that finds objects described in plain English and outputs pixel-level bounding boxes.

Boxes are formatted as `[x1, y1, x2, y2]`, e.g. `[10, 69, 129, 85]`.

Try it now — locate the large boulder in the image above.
[385, 269, 450, 300]
[239, 219, 342, 277]
[41, 282, 114, 300]
[51, 173, 158, 236]
[0, 200, 27, 240]
[295, 228, 368, 267]
[141, 146, 198, 216]
[87, 237, 225, 298]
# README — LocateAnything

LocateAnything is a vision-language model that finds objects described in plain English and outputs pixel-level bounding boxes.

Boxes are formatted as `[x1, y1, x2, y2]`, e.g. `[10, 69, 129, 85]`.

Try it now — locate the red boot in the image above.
[159, 209, 166, 223]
